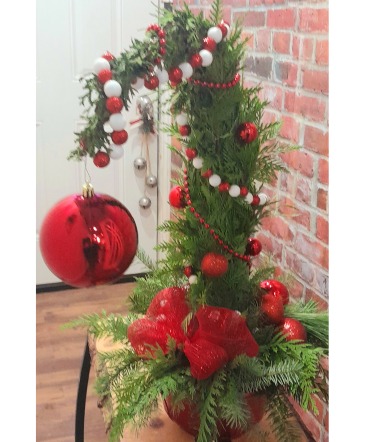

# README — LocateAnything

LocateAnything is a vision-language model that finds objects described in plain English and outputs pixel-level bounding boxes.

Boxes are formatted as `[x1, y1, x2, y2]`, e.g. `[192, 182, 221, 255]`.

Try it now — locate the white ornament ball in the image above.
[103, 121, 113, 134]
[176, 113, 188, 126]
[93, 57, 110, 74]
[155, 68, 169, 84]
[104, 80, 122, 97]
[131, 77, 145, 90]
[178, 62, 194, 79]
[245, 192, 254, 204]
[109, 113, 126, 131]
[192, 157, 204, 169]
[109, 144, 124, 160]
[258, 193, 269, 205]
[188, 275, 198, 285]
[199, 49, 214, 67]
[208, 26, 223, 43]
[229, 185, 240, 198]
[209, 174, 221, 187]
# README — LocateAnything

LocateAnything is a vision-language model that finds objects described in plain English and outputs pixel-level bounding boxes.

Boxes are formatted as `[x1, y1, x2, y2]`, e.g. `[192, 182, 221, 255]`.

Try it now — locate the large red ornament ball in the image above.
[169, 186, 186, 208]
[189, 53, 203, 68]
[246, 237, 262, 256]
[97, 69, 112, 84]
[260, 294, 284, 325]
[260, 279, 289, 305]
[168, 67, 183, 84]
[201, 252, 228, 278]
[277, 318, 307, 343]
[179, 125, 191, 136]
[236, 122, 258, 145]
[93, 151, 110, 168]
[40, 193, 138, 288]
[144, 75, 159, 90]
[202, 37, 217, 52]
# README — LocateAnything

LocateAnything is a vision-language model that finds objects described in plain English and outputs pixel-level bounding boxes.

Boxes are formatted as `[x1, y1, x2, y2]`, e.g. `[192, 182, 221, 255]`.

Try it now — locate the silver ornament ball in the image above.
[145, 174, 158, 188]
[139, 196, 152, 209]
[134, 157, 147, 170]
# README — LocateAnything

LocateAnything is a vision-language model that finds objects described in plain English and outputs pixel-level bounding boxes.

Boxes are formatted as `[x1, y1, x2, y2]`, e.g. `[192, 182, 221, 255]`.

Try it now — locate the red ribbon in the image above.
[127, 287, 259, 380]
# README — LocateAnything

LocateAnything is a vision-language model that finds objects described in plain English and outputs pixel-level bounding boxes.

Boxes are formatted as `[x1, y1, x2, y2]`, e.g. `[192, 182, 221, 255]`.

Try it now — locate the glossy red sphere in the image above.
[168, 67, 183, 83]
[246, 237, 262, 256]
[144, 75, 159, 90]
[40, 193, 138, 288]
[236, 122, 258, 145]
[185, 148, 197, 160]
[277, 318, 307, 343]
[97, 69, 112, 84]
[93, 151, 110, 168]
[189, 53, 203, 68]
[202, 36, 217, 52]
[169, 186, 186, 208]
[111, 130, 128, 145]
[261, 294, 284, 325]
[179, 125, 191, 136]
[201, 252, 228, 278]
[260, 279, 289, 305]
[106, 97, 124, 113]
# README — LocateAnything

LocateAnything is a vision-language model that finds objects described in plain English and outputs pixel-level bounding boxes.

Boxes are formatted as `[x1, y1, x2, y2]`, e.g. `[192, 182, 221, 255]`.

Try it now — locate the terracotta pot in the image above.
[163, 392, 266, 440]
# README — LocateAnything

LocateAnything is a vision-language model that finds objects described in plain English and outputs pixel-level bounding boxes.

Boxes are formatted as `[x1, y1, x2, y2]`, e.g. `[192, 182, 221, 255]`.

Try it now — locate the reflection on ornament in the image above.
[139, 196, 152, 209]
[145, 174, 158, 188]
[40, 190, 138, 288]
[134, 157, 147, 170]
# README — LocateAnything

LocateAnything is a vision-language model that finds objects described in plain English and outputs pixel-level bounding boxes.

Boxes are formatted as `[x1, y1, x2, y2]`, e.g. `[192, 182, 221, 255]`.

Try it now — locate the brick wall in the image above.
[171, 1, 329, 441]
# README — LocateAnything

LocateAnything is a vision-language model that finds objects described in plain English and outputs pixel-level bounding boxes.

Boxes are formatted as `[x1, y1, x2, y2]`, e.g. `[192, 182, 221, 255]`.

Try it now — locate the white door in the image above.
[36, 0, 161, 285]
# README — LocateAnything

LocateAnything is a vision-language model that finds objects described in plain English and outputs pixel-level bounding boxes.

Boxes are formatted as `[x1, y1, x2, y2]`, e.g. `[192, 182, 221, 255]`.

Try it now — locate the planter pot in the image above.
[163, 393, 267, 441]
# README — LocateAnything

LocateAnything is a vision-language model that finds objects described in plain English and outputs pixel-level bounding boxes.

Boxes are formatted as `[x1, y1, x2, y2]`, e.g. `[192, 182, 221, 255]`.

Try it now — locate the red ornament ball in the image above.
[245, 238, 262, 256]
[201, 169, 213, 178]
[277, 318, 307, 343]
[201, 252, 228, 278]
[102, 51, 114, 61]
[169, 186, 186, 208]
[144, 75, 159, 90]
[260, 279, 289, 305]
[97, 69, 112, 84]
[185, 148, 197, 160]
[236, 122, 258, 145]
[111, 130, 128, 145]
[93, 151, 110, 168]
[189, 53, 203, 69]
[169, 67, 183, 84]
[179, 125, 191, 136]
[260, 294, 284, 325]
[40, 192, 138, 288]
[217, 21, 229, 38]
[202, 37, 217, 52]
[251, 195, 260, 206]
[184, 266, 193, 277]
[218, 182, 230, 192]
[106, 97, 124, 113]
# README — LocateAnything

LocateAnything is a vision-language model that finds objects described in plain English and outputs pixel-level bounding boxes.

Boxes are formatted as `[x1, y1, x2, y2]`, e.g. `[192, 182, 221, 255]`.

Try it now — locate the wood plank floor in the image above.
[36, 282, 135, 442]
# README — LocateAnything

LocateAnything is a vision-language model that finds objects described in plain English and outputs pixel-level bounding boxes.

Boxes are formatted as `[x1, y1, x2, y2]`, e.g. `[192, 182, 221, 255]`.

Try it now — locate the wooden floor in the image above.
[36, 281, 135, 442]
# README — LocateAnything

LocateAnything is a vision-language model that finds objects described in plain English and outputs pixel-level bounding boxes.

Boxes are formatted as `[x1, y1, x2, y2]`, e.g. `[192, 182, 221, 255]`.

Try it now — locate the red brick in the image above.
[292, 35, 300, 59]
[273, 31, 291, 54]
[305, 289, 328, 311]
[279, 198, 311, 230]
[299, 8, 328, 33]
[224, 0, 249, 6]
[317, 188, 328, 211]
[267, 9, 296, 29]
[261, 216, 294, 241]
[260, 85, 283, 111]
[316, 215, 328, 243]
[318, 158, 328, 185]
[281, 150, 314, 178]
[280, 172, 295, 194]
[256, 232, 283, 261]
[235, 11, 266, 27]
[304, 125, 329, 156]
[288, 277, 304, 301]
[296, 176, 312, 205]
[279, 115, 300, 143]
[303, 69, 329, 94]
[301, 37, 314, 62]
[285, 250, 315, 285]
[275, 61, 298, 86]
[316, 39, 329, 65]
[242, 31, 254, 49]
[249, 0, 286, 5]
[262, 110, 279, 125]
[294, 232, 329, 269]
[256, 28, 271, 52]
[288, 398, 322, 441]
[284, 91, 326, 122]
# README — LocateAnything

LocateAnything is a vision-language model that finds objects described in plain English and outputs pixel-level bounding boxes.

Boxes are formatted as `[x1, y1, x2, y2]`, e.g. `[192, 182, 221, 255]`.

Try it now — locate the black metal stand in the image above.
[75, 337, 91, 442]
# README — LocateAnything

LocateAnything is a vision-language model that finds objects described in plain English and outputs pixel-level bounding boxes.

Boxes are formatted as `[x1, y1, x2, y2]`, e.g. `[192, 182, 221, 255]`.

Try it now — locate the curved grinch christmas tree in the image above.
[69, 2, 328, 441]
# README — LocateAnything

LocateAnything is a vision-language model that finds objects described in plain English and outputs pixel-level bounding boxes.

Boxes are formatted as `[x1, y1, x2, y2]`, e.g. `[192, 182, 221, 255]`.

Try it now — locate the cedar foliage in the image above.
[66, 1, 328, 441]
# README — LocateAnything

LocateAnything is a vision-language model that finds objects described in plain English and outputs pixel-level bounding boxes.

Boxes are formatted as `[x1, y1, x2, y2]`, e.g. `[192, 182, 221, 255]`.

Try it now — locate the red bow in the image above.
[127, 287, 259, 380]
